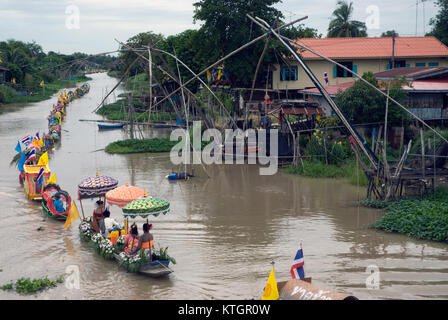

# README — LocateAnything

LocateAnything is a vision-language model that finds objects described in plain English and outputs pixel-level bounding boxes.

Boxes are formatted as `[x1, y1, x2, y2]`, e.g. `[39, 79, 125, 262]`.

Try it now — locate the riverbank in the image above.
[96, 98, 176, 123]
[286, 160, 368, 186]
[365, 187, 448, 243]
[0, 75, 92, 105]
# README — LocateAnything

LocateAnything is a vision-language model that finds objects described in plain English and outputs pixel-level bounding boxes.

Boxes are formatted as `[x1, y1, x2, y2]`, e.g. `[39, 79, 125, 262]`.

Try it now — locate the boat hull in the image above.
[42, 201, 68, 220]
[113, 254, 173, 278]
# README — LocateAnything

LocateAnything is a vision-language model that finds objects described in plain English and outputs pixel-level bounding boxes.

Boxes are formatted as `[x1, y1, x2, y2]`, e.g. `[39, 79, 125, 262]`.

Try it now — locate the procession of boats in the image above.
[12, 81, 176, 278]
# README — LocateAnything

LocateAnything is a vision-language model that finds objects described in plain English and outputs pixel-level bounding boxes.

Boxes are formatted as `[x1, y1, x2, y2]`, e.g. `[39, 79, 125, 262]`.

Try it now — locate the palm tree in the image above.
[327, 1, 367, 37]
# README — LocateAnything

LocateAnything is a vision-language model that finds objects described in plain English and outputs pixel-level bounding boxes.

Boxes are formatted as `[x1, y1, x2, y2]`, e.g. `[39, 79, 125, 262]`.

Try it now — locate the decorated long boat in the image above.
[78, 182, 175, 278]
[23, 164, 51, 200]
[41, 184, 72, 220]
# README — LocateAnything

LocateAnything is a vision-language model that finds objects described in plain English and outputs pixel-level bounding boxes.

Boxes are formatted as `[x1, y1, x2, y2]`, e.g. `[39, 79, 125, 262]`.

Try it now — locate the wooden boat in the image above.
[98, 123, 125, 130]
[41, 184, 71, 220]
[23, 164, 51, 200]
[113, 254, 173, 278]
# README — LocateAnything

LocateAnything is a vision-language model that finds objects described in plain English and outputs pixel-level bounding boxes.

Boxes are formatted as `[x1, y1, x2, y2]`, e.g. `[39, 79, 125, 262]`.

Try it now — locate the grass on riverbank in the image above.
[105, 138, 179, 154]
[286, 160, 368, 186]
[365, 187, 448, 243]
[96, 99, 176, 123]
[0, 75, 92, 105]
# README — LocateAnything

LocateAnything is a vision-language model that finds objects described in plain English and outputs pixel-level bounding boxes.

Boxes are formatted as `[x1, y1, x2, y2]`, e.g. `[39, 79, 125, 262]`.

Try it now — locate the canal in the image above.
[0, 73, 447, 300]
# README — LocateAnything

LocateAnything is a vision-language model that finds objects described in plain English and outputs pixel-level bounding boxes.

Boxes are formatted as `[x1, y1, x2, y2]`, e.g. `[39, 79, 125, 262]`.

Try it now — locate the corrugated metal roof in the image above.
[293, 36, 448, 60]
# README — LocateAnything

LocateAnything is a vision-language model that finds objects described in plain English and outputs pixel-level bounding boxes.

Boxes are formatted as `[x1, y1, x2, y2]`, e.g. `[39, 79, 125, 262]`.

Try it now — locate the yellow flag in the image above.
[12, 78, 16, 84]
[0, 57, 2, 63]
[37, 151, 49, 166]
[40, 80, 44, 87]
[38, 137, 44, 147]
[64, 201, 80, 230]
[261, 267, 279, 300]
[47, 173, 57, 184]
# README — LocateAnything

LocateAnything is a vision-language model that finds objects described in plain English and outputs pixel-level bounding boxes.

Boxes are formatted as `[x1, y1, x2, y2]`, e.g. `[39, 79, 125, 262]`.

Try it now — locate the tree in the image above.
[193, 0, 282, 87]
[381, 30, 399, 37]
[327, 1, 367, 37]
[335, 72, 408, 125]
[426, 0, 448, 46]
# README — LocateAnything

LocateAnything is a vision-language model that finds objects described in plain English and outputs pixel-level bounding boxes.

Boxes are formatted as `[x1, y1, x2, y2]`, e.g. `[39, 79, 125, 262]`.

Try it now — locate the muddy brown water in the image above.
[0, 73, 447, 300]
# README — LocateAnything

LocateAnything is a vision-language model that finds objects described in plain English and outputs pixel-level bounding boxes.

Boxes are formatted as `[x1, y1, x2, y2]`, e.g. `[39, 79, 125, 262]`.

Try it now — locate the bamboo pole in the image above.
[135, 16, 308, 114]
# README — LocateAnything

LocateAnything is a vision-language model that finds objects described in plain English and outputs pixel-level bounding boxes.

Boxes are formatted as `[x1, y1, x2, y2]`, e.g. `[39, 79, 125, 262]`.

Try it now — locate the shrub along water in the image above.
[105, 138, 179, 154]
[367, 187, 448, 243]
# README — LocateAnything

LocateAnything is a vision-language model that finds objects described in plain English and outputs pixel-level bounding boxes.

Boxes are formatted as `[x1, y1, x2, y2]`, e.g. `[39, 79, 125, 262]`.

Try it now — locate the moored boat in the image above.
[98, 123, 125, 130]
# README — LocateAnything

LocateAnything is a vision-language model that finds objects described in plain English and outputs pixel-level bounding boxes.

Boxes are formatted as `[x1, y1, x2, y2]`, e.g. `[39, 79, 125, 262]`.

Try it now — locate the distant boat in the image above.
[98, 123, 124, 130]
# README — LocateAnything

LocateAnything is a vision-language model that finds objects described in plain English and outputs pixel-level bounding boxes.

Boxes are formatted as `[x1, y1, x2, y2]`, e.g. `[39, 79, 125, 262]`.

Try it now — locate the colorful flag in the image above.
[324, 72, 329, 84]
[17, 151, 26, 172]
[40, 80, 44, 87]
[64, 201, 80, 230]
[15, 141, 21, 153]
[37, 151, 48, 166]
[36, 167, 45, 188]
[35, 132, 40, 140]
[21, 135, 31, 145]
[47, 173, 57, 185]
[290, 245, 305, 279]
[261, 267, 279, 300]
[25, 149, 36, 163]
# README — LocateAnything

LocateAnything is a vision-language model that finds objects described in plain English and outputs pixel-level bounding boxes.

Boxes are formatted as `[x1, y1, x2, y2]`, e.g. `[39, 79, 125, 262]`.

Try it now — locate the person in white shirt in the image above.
[103, 209, 120, 236]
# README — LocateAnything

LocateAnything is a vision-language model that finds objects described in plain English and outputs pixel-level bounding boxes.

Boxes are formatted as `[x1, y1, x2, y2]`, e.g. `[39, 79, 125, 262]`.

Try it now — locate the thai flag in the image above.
[290, 245, 305, 279]
[36, 167, 44, 187]
[35, 132, 40, 140]
[21, 135, 31, 145]
[25, 149, 36, 163]
[324, 72, 329, 84]
[36, 167, 44, 182]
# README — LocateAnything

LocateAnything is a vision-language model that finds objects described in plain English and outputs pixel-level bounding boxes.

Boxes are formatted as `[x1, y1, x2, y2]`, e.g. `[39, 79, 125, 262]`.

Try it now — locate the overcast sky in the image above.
[0, 0, 440, 55]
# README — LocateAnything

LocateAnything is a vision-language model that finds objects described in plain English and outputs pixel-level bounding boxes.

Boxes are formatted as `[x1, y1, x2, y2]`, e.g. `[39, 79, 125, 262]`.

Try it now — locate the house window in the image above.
[280, 66, 298, 81]
[429, 62, 439, 67]
[334, 61, 353, 78]
[415, 62, 426, 67]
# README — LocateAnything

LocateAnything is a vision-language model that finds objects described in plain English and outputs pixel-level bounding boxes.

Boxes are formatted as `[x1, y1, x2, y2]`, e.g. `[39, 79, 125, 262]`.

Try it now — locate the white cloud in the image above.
[0, 0, 441, 54]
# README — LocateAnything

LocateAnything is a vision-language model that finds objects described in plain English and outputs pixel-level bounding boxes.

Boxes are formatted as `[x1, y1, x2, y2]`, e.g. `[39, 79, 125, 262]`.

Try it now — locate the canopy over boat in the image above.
[78, 175, 118, 199]
[122, 196, 170, 218]
[105, 184, 145, 208]
[24, 164, 51, 200]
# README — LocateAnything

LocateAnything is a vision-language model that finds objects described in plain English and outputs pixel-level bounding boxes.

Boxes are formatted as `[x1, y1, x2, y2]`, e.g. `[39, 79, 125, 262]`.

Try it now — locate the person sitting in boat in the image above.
[91, 200, 106, 234]
[130, 223, 154, 259]
[103, 208, 120, 236]
[123, 225, 139, 255]
[53, 193, 65, 213]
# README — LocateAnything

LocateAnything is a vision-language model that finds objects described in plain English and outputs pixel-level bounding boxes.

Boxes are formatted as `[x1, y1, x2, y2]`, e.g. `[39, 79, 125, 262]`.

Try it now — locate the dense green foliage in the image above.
[370, 188, 448, 242]
[286, 159, 368, 186]
[0, 39, 114, 104]
[96, 98, 176, 123]
[327, 1, 367, 37]
[115, 1, 320, 89]
[427, 0, 448, 46]
[105, 138, 180, 154]
[1, 276, 64, 294]
[335, 72, 409, 125]
[381, 30, 399, 37]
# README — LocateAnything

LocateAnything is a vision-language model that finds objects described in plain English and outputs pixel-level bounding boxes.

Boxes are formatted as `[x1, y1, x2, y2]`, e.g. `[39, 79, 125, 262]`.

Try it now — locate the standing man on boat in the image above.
[92, 200, 106, 234]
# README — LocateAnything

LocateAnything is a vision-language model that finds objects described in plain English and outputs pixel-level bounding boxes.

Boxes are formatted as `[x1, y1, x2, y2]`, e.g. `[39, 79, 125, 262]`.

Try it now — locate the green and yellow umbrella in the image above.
[122, 196, 170, 219]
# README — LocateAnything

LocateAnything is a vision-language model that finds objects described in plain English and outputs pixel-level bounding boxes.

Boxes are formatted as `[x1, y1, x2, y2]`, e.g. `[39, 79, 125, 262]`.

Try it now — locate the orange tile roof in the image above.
[293, 36, 448, 60]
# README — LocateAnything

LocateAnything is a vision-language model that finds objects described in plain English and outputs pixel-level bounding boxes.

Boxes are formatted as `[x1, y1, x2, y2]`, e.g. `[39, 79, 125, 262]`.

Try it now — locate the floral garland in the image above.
[117, 251, 149, 273]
